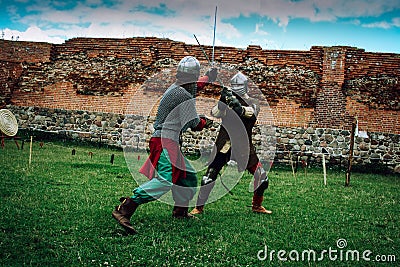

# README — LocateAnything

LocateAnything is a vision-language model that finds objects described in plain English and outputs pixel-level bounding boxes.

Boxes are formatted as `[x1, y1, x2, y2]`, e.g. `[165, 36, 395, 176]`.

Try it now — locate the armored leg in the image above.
[251, 164, 272, 214]
[190, 167, 220, 214]
[253, 166, 269, 196]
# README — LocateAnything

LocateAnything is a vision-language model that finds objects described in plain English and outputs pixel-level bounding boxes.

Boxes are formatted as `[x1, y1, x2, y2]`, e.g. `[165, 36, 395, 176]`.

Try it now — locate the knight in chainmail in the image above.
[112, 56, 217, 234]
[191, 71, 272, 215]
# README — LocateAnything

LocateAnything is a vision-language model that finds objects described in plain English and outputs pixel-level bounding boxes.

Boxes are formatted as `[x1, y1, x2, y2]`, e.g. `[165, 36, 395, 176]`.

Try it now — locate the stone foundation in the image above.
[9, 105, 399, 172]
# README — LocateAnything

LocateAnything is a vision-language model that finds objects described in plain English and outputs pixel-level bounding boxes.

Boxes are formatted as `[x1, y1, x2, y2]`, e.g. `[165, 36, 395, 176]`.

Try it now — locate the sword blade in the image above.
[212, 6, 217, 66]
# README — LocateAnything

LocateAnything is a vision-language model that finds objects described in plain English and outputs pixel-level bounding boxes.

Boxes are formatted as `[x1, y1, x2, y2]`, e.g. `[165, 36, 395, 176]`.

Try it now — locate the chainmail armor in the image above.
[153, 82, 200, 143]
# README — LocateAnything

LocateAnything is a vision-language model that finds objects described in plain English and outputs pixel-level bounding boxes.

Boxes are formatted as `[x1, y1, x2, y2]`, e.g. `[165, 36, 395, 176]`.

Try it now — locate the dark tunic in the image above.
[211, 93, 260, 172]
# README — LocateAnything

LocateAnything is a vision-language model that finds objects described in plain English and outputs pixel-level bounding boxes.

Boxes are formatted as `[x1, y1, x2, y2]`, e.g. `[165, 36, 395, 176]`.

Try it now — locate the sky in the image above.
[1, 0, 400, 53]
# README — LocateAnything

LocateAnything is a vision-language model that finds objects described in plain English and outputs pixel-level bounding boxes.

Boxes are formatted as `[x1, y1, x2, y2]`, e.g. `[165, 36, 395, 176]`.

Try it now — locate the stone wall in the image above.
[8, 105, 399, 171]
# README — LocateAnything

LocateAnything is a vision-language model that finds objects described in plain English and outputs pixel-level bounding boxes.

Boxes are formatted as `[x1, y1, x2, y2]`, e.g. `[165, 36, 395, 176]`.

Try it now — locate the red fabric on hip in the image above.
[139, 137, 186, 183]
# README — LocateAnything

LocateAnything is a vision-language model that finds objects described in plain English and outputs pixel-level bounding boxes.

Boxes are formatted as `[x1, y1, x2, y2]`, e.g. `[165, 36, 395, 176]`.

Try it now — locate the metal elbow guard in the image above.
[242, 106, 255, 118]
[211, 104, 226, 118]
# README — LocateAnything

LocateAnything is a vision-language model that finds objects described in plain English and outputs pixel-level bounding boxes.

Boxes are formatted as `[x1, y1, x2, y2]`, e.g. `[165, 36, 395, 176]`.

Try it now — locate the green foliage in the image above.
[0, 140, 399, 266]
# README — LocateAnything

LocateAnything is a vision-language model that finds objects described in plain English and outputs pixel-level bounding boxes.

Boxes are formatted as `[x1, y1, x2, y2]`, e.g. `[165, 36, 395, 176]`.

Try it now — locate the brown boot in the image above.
[252, 195, 272, 214]
[112, 197, 139, 234]
[190, 206, 204, 215]
[172, 206, 198, 219]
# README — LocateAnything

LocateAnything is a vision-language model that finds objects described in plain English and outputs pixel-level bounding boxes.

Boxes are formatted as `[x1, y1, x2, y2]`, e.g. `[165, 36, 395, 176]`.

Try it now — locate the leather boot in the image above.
[252, 195, 272, 214]
[112, 197, 139, 234]
[173, 206, 198, 219]
[190, 205, 204, 215]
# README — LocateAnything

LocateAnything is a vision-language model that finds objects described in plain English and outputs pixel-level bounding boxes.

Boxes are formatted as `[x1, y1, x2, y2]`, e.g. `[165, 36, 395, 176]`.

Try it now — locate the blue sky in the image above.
[1, 0, 399, 53]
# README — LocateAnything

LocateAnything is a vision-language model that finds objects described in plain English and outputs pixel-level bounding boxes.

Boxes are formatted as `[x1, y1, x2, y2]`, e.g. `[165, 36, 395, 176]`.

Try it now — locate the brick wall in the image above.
[0, 39, 52, 63]
[0, 40, 51, 108]
[343, 48, 400, 111]
[0, 37, 399, 134]
[0, 61, 23, 107]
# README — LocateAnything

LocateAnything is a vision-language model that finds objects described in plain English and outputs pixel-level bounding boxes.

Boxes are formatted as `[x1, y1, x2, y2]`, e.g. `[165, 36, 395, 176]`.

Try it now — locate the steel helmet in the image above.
[177, 56, 200, 77]
[230, 71, 248, 96]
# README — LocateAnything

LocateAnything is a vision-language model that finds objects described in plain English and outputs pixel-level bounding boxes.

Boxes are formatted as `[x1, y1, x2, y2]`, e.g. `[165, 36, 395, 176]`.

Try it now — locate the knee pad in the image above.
[254, 166, 269, 195]
[254, 165, 267, 181]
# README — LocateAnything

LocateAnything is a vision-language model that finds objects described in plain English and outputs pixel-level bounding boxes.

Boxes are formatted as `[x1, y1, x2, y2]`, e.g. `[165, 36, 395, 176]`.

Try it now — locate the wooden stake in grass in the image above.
[345, 119, 357, 186]
[29, 136, 33, 166]
[322, 154, 327, 186]
[301, 160, 307, 178]
[289, 151, 296, 180]
[110, 154, 115, 165]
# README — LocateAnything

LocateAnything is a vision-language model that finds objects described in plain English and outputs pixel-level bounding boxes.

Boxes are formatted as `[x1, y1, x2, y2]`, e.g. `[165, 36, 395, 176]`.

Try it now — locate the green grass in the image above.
[0, 140, 399, 266]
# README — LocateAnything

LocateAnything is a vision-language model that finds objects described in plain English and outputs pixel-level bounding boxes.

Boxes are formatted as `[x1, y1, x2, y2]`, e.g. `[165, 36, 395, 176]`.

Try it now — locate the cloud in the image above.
[255, 23, 269, 36]
[2, 0, 399, 53]
[392, 17, 400, 27]
[362, 21, 392, 29]
[3, 26, 66, 43]
[259, 0, 400, 27]
[360, 16, 400, 29]
[7, 1, 233, 43]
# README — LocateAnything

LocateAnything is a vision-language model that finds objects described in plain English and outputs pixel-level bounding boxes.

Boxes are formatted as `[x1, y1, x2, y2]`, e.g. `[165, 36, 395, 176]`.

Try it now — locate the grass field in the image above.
[0, 140, 399, 266]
